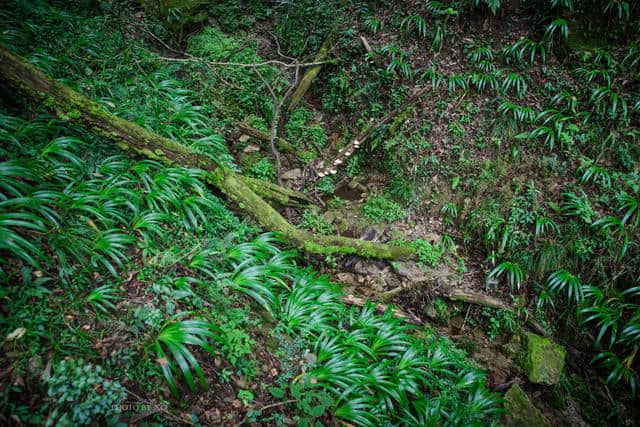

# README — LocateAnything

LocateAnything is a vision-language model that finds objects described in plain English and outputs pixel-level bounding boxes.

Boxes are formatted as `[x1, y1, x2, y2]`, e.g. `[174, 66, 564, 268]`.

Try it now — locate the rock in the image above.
[521, 332, 566, 385]
[239, 134, 251, 143]
[282, 168, 302, 180]
[503, 334, 522, 359]
[27, 355, 43, 379]
[504, 384, 552, 427]
[243, 143, 260, 153]
[390, 261, 429, 282]
[359, 226, 381, 242]
[353, 260, 383, 276]
[450, 315, 464, 331]
[424, 303, 438, 320]
[335, 272, 359, 287]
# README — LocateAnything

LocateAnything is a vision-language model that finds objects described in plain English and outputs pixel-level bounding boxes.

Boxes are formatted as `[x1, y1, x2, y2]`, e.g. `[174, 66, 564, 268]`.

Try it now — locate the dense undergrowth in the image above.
[0, 1, 504, 425]
[0, 109, 500, 424]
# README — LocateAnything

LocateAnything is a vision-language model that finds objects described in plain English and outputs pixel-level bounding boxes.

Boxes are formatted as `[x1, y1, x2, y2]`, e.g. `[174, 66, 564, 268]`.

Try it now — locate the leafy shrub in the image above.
[285, 108, 328, 151]
[272, 0, 340, 56]
[362, 196, 406, 222]
[301, 211, 336, 235]
[316, 176, 335, 195]
[413, 239, 445, 267]
[155, 315, 226, 395]
[47, 359, 125, 426]
[482, 308, 518, 341]
[323, 72, 357, 113]
[214, 235, 501, 425]
[247, 157, 277, 182]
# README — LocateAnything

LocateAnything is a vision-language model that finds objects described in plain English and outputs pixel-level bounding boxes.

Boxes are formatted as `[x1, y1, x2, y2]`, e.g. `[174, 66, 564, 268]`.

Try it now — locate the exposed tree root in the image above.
[0, 47, 414, 260]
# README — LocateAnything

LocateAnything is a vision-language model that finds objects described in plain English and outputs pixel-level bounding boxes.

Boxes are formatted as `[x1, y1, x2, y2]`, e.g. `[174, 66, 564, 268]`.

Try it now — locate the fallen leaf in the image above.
[243, 143, 260, 153]
[6, 327, 26, 341]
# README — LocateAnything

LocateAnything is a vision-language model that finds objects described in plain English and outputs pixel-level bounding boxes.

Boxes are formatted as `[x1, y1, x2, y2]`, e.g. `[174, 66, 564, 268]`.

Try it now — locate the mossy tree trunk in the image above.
[0, 47, 414, 260]
[287, 29, 337, 112]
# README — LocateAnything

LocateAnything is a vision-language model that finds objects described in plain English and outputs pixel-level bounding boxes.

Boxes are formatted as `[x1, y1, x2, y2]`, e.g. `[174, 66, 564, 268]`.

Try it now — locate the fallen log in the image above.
[380, 271, 548, 335]
[0, 46, 414, 260]
[287, 29, 337, 112]
[443, 288, 549, 336]
[237, 122, 295, 153]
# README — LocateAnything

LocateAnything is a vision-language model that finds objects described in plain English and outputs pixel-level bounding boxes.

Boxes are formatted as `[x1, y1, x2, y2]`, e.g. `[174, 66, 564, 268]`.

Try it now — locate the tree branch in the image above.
[316, 86, 429, 177]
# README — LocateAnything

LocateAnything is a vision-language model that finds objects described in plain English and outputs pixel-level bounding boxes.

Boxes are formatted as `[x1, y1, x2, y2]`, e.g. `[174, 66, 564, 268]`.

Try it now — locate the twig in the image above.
[342, 294, 423, 325]
[360, 36, 374, 56]
[253, 35, 302, 187]
[235, 399, 297, 426]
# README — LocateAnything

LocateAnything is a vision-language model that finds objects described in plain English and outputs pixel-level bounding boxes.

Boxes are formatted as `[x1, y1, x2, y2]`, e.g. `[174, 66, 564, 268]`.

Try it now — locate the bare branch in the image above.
[156, 55, 332, 68]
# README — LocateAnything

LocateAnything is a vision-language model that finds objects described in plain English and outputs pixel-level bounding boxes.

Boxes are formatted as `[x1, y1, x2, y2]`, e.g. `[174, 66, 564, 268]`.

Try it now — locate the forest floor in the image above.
[1, 1, 639, 426]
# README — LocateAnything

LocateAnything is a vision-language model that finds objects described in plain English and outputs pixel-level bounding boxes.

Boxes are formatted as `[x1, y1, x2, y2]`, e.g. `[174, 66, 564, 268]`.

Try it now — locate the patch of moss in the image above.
[504, 384, 552, 427]
[520, 332, 566, 385]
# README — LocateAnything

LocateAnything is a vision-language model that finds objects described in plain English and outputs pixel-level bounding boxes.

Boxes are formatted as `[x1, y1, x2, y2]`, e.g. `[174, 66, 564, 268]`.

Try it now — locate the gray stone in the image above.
[282, 168, 302, 180]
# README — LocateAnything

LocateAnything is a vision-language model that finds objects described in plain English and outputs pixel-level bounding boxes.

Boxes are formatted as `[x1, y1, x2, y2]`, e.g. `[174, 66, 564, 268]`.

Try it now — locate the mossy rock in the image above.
[520, 332, 566, 385]
[504, 384, 552, 427]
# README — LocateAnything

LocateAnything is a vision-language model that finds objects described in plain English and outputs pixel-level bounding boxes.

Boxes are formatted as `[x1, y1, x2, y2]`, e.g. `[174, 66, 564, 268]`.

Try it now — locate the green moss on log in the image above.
[0, 46, 414, 260]
[287, 30, 337, 111]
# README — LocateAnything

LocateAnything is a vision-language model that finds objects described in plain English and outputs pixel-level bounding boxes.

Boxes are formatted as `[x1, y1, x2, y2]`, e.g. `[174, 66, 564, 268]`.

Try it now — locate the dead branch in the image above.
[316, 86, 429, 178]
[287, 29, 337, 111]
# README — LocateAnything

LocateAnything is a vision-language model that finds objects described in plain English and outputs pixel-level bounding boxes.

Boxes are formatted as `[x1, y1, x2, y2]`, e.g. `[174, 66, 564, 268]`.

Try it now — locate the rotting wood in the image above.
[0, 46, 414, 260]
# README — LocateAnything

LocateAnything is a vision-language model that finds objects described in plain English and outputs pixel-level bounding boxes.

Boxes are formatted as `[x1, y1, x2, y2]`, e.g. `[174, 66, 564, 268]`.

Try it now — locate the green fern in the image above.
[155, 314, 225, 396]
